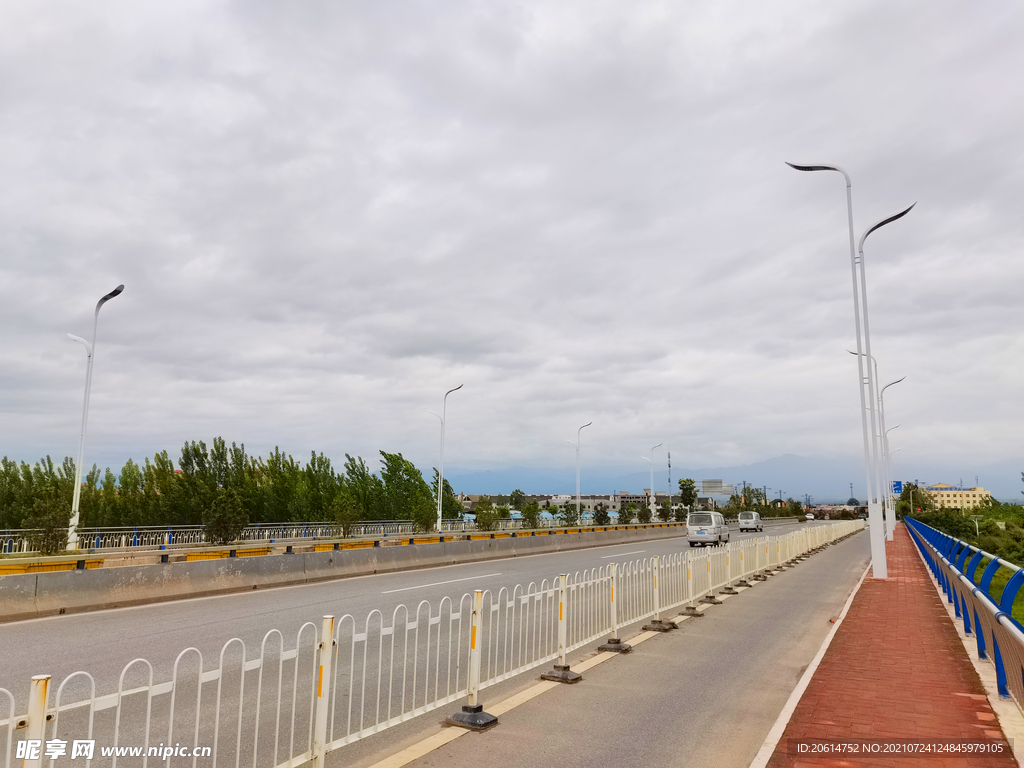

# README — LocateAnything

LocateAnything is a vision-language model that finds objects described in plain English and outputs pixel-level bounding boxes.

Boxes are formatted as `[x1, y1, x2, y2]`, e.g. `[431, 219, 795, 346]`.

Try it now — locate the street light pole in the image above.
[883, 427, 900, 525]
[566, 422, 593, 519]
[429, 384, 463, 533]
[788, 162, 885, 578]
[847, 350, 902, 539]
[788, 162, 912, 578]
[858, 205, 914, 544]
[640, 443, 663, 515]
[68, 284, 124, 550]
[878, 377, 905, 539]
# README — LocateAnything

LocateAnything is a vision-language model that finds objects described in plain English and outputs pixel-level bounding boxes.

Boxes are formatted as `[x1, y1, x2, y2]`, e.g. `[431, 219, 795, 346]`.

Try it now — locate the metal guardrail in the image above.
[1, 516, 805, 556]
[905, 518, 1024, 708]
[0, 521, 863, 768]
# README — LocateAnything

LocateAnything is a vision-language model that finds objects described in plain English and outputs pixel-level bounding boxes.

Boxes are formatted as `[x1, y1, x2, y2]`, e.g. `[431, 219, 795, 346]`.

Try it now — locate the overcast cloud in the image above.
[2, 1, 1022, 495]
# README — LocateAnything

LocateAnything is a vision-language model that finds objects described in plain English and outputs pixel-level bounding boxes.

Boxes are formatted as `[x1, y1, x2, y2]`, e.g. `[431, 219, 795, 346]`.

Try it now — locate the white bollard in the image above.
[643, 556, 674, 630]
[21, 675, 50, 768]
[447, 591, 499, 728]
[312, 616, 335, 768]
[543, 575, 584, 681]
[599, 564, 631, 652]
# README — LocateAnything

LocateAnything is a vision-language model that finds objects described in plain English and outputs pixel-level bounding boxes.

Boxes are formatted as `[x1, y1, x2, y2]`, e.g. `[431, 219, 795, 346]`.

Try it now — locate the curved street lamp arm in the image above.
[858, 204, 916, 251]
[785, 161, 851, 186]
[880, 377, 906, 396]
[95, 284, 125, 315]
[68, 333, 93, 356]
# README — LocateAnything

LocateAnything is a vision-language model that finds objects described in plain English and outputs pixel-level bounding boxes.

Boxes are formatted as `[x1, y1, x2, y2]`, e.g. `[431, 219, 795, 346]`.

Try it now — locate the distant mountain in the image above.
[445, 454, 1024, 503]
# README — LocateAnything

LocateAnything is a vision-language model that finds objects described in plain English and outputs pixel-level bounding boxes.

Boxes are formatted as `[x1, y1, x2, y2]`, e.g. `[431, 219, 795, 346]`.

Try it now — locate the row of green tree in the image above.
[1, 438, 463, 536]
[903, 481, 1024, 567]
[717, 485, 803, 517]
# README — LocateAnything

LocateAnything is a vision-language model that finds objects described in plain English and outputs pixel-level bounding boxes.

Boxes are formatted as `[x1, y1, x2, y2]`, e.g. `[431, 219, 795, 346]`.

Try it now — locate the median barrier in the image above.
[1, 522, 699, 621]
[0, 572, 38, 622]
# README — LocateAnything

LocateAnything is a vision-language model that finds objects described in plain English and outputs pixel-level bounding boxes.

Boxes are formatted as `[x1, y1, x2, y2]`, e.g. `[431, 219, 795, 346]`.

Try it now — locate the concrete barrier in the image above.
[1, 524, 693, 622]
[0, 573, 38, 622]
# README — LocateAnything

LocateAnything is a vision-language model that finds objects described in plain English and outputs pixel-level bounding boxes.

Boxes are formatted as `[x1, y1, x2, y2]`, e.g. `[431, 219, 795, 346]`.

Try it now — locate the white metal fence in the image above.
[0, 521, 863, 768]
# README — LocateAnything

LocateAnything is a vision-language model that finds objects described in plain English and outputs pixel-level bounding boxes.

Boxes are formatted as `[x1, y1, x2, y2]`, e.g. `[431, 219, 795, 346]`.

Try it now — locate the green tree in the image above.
[558, 502, 580, 527]
[341, 454, 384, 521]
[786, 498, 802, 516]
[521, 500, 541, 529]
[380, 451, 435, 531]
[23, 468, 73, 555]
[510, 489, 527, 510]
[474, 496, 498, 531]
[593, 502, 610, 526]
[657, 498, 673, 522]
[303, 452, 340, 522]
[637, 504, 653, 524]
[678, 479, 697, 511]
[205, 488, 247, 545]
[619, 504, 636, 524]
[847, 497, 860, 506]
[431, 470, 463, 519]
[331, 490, 361, 537]
[896, 483, 935, 517]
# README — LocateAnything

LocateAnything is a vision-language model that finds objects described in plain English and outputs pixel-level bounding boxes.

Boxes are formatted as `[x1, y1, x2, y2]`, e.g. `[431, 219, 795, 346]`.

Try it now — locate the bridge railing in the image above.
[905, 518, 1024, 709]
[0, 521, 863, 768]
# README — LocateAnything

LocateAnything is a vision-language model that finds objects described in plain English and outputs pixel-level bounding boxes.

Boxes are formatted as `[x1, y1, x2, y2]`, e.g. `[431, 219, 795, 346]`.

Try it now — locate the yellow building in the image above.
[924, 483, 991, 509]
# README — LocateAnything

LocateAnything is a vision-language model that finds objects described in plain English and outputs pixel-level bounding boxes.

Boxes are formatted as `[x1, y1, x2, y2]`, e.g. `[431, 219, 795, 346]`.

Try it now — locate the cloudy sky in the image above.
[2, 1, 1022, 497]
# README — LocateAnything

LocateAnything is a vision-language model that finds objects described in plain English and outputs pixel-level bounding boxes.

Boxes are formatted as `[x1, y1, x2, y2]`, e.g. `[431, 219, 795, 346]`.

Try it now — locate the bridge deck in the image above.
[767, 525, 1017, 767]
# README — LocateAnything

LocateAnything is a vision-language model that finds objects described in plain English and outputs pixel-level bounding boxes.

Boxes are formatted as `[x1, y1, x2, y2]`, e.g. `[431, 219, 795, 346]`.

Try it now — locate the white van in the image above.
[687, 512, 730, 547]
[737, 511, 762, 532]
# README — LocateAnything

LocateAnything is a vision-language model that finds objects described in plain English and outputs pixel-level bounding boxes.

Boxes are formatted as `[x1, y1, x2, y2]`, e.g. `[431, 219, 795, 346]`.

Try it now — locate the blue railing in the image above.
[905, 517, 1024, 703]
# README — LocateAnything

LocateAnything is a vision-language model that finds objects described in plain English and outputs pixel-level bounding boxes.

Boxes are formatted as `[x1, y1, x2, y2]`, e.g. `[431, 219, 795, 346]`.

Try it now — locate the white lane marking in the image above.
[601, 550, 646, 558]
[382, 573, 502, 594]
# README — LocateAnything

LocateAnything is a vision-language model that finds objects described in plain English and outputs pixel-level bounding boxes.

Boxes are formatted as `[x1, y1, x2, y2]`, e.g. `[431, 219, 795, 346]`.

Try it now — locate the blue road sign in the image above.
[892, 480, 903, 495]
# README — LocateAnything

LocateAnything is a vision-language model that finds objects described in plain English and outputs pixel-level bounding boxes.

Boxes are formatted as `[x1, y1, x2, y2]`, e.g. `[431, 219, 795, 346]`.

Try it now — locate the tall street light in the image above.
[788, 161, 884, 577]
[878, 377, 905, 540]
[859, 205, 914, 543]
[429, 384, 463, 533]
[640, 443, 663, 514]
[68, 284, 124, 550]
[566, 422, 593, 519]
[846, 349, 905, 541]
[845, 348, 886, 538]
[883, 424, 901, 529]
[788, 161, 913, 579]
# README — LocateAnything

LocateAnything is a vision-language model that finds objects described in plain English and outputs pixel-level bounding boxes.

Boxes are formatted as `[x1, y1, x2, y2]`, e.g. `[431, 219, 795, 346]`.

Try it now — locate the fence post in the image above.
[312, 615, 335, 768]
[599, 563, 631, 652]
[644, 556, 675, 631]
[447, 591, 499, 729]
[21, 675, 50, 768]
[543, 575, 584, 681]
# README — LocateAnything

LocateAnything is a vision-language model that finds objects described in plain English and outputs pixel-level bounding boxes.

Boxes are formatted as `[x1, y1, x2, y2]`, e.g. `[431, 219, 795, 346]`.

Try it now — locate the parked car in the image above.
[687, 511, 730, 546]
[805, 513, 815, 521]
[737, 511, 763, 532]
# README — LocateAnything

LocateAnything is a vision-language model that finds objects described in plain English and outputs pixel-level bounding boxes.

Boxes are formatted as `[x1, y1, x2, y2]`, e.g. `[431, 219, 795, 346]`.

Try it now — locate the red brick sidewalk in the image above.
[767, 525, 1017, 768]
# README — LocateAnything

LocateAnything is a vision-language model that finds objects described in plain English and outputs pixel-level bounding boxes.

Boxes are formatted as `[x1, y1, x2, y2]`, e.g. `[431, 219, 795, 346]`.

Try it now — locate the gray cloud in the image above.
[2, 1, 1022, 496]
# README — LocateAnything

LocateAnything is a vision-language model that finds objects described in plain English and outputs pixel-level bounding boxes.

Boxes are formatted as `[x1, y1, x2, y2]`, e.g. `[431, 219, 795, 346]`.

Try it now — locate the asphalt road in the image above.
[383, 529, 871, 768]
[0, 523, 811, 707]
